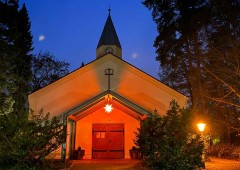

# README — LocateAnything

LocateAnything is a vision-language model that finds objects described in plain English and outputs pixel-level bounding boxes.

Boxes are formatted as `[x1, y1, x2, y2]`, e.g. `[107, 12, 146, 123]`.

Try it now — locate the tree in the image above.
[203, 36, 240, 142]
[0, 2, 66, 168]
[202, 0, 240, 142]
[31, 52, 70, 92]
[143, 0, 211, 117]
[143, 0, 240, 143]
[135, 101, 204, 169]
[0, 0, 33, 116]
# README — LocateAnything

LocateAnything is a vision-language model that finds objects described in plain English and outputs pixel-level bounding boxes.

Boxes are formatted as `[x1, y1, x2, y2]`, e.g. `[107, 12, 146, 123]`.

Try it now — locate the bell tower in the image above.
[96, 8, 122, 59]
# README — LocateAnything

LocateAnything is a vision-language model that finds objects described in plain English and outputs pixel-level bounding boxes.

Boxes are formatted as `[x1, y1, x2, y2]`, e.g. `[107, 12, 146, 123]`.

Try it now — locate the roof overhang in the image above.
[63, 90, 150, 121]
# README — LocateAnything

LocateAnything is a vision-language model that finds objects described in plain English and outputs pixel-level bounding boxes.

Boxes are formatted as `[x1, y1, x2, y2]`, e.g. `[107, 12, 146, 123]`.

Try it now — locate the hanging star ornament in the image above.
[104, 104, 113, 113]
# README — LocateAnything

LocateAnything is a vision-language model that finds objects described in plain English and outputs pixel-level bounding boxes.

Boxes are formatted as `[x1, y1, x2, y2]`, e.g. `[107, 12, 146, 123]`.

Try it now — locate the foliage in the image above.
[143, 0, 210, 111]
[209, 144, 240, 159]
[31, 52, 70, 92]
[0, 109, 66, 169]
[204, 1, 240, 136]
[0, 1, 67, 169]
[0, 0, 33, 115]
[143, 0, 240, 143]
[135, 101, 204, 169]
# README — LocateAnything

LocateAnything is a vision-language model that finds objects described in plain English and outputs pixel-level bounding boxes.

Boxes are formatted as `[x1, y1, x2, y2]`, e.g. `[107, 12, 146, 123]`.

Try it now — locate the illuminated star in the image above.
[104, 104, 113, 113]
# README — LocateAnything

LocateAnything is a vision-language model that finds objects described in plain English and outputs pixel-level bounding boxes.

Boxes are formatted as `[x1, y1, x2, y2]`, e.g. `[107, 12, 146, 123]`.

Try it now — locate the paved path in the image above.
[206, 157, 240, 170]
[69, 160, 145, 170]
[67, 157, 240, 170]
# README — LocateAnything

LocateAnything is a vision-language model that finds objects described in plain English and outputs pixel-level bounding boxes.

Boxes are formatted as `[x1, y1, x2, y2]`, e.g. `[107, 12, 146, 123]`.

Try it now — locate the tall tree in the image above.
[30, 52, 70, 92]
[0, 0, 33, 116]
[0, 2, 66, 168]
[143, 0, 211, 118]
[143, 0, 240, 142]
[204, 1, 240, 141]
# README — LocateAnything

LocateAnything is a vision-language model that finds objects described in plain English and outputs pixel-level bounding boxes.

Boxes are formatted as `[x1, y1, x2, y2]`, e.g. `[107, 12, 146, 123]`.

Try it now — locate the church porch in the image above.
[62, 91, 149, 160]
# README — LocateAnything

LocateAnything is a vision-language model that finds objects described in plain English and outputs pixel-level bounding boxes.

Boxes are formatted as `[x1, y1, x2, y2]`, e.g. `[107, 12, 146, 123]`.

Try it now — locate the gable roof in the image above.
[97, 13, 121, 49]
[65, 90, 149, 121]
[30, 52, 185, 98]
[29, 53, 187, 117]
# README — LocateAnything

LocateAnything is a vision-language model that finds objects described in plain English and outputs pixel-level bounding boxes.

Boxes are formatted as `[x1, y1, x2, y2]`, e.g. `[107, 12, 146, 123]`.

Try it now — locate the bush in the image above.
[135, 100, 204, 169]
[0, 109, 66, 169]
[209, 144, 240, 159]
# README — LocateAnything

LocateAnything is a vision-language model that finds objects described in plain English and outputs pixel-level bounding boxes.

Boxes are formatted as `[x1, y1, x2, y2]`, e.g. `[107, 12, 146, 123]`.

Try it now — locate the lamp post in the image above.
[197, 123, 206, 169]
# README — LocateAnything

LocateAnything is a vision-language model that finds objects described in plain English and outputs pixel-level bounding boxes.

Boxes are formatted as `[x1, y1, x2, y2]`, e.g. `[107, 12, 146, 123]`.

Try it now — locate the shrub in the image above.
[0, 109, 66, 169]
[135, 100, 204, 169]
[209, 144, 240, 159]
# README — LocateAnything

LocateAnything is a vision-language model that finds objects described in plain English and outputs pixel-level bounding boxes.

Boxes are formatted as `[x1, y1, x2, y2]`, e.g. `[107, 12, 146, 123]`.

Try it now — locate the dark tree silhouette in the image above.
[143, 0, 240, 142]
[31, 52, 70, 92]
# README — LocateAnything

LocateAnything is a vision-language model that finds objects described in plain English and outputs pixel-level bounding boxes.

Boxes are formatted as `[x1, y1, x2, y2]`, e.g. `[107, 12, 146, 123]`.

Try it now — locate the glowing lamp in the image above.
[104, 104, 113, 113]
[197, 123, 206, 132]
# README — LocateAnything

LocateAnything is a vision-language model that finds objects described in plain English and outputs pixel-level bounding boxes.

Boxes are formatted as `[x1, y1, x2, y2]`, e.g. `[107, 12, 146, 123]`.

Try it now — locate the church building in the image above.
[28, 10, 187, 160]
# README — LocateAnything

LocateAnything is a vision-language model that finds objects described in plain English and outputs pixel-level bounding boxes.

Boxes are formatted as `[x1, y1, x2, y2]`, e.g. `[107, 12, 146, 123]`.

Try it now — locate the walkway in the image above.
[68, 159, 144, 170]
[206, 157, 240, 170]
[66, 157, 240, 170]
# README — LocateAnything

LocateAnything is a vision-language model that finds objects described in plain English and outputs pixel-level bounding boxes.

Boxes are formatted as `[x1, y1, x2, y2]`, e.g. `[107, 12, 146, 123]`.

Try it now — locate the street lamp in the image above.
[197, 122, 206, 169]
[197, 123, 206, 132]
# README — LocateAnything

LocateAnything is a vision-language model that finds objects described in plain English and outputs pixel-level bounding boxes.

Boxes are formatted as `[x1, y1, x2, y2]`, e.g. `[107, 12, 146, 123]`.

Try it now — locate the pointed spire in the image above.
[108, 6, 111, 15]
[97, 9, 122, 49]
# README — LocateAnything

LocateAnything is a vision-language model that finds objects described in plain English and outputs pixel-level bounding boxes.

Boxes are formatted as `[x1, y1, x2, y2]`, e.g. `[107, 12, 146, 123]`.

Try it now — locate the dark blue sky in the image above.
[20, 0, 159, 78]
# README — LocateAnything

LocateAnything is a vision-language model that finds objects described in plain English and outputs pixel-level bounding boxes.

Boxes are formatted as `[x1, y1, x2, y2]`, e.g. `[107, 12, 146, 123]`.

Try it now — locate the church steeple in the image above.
[96, 9, 122, 59]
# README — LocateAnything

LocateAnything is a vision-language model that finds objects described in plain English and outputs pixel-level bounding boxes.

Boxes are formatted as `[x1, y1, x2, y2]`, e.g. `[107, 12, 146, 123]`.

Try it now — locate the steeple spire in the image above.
[96, 8, 122, 59]
[108, 6, 111, 15]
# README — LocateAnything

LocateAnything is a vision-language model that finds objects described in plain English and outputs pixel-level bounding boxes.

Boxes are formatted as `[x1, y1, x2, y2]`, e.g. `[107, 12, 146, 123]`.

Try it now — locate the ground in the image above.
[67, 160, 144, 170]
[206, 157, 240, 170]
[61, 157, 240, 170]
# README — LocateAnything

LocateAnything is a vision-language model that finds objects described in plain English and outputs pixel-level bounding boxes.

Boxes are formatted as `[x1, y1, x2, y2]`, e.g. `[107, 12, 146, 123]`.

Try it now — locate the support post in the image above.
[61, 114, 68, 162]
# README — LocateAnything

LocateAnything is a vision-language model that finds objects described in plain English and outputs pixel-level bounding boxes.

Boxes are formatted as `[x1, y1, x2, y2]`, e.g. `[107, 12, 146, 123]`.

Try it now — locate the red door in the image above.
[92, 124, 124, 159]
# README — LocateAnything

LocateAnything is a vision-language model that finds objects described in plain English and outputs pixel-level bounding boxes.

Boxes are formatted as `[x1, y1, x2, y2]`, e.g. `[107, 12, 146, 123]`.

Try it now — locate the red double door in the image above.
[92, 123, 124, 159]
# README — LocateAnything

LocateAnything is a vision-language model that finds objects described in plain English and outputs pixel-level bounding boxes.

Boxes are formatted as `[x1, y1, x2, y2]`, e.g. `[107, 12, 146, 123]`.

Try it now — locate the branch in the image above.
[214, 120, 240, 131]
[203, 66, 240, 99]
[1, 133, 13, 149]
[205, 95, 240, 109]
[208, 90, 233, 106]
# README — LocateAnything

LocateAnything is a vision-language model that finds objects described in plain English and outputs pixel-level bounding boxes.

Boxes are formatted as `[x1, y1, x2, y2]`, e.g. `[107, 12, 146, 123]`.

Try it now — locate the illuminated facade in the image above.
[28, 11, 187, 160]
